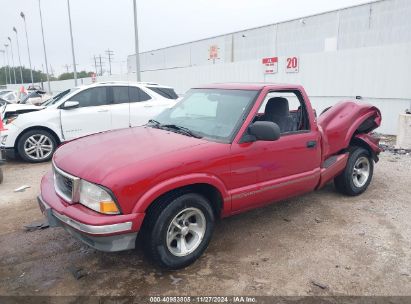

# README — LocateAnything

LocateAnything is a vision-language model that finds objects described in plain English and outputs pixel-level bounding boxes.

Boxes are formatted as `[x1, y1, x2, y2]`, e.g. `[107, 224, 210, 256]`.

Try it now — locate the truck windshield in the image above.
[151, 88, 259, 142]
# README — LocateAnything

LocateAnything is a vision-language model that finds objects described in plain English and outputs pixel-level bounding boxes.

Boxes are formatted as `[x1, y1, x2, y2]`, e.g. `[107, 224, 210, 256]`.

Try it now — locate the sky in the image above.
[0, 0, 374, 75]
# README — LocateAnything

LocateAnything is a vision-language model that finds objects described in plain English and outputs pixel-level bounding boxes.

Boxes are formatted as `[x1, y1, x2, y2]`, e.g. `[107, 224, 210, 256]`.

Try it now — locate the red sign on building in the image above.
[209, 45, 219, 60]
[262, 57, 278, 74]
[286, 56, 299, 73]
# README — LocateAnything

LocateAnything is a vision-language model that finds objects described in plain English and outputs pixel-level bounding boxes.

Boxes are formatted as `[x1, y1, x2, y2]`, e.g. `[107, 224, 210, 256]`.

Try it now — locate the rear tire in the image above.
[334, 146, 374, 196]
[17, 129, 57, 163]
[141, 193, 215, 270]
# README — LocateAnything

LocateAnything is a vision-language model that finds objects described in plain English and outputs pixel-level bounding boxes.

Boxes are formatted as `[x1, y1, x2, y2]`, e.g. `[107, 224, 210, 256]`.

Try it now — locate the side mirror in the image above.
[62, 101, 79, 110]
[248, 121, 281, 142]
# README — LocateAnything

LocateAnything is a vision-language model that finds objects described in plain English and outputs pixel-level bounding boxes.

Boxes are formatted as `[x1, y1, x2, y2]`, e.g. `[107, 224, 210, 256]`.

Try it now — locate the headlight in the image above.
[79, 180, 120, 214]
[1, 135, 7, 145]
[4, 115, 18, 125]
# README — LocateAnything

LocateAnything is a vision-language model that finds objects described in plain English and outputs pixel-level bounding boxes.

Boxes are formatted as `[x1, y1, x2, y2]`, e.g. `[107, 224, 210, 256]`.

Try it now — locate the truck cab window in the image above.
[256, 91, 310, 133]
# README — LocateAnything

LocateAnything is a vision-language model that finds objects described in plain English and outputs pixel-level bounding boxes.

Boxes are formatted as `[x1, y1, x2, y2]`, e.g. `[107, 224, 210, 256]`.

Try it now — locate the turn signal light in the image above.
[99, 201, 119, 214]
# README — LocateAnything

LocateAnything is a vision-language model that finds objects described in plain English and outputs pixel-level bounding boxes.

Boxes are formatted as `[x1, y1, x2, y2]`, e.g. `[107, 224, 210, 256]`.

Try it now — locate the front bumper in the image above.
[38, 172, 145, 252]
[0, 147, 16, 160]
[0, 148, 5, 165]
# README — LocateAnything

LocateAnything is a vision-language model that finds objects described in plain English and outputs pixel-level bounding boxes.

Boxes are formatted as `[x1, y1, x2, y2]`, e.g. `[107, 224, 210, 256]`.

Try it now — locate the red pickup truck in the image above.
[38, 83, 382, 269]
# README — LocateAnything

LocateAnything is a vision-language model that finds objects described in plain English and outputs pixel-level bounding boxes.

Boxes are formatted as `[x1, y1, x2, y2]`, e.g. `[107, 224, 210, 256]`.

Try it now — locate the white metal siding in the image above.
[129, 0, 411, 71]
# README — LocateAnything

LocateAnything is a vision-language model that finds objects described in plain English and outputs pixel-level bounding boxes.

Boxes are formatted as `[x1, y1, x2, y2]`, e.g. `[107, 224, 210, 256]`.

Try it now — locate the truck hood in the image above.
[53, 126, 209, 183]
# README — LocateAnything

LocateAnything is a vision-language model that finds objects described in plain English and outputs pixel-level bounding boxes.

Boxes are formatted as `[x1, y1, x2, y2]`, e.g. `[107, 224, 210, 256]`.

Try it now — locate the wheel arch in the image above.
[350, 134, 380, 163]
[133, 175, 230, 218]
[15, 126, 61, 151]
[147, 184, 225, 218]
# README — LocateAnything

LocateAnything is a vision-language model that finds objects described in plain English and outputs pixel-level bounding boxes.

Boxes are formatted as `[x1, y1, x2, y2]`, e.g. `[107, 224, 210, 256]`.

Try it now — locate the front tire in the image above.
[334, 146, 374, 196]
[17, 129, 57, 163]
[142, 193, 215, 270]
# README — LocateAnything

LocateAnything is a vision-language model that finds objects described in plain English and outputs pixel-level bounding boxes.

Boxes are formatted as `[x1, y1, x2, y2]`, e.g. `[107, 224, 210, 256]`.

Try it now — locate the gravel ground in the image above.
[0, 152, 410, 297]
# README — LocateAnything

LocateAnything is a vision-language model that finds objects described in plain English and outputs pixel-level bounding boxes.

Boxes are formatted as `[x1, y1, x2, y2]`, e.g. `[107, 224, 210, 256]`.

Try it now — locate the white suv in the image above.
[0, 82, 178, 162]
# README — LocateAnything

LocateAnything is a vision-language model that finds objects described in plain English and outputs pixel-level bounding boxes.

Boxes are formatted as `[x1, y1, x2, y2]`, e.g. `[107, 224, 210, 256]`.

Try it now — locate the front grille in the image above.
[53, 162, 80, 203]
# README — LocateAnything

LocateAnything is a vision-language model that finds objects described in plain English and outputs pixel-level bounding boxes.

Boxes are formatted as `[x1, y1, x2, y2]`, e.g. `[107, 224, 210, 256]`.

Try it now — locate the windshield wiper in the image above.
[147, 119, 161, 126]
[161, 124, 203, 139]
[147, 120, 202, 138]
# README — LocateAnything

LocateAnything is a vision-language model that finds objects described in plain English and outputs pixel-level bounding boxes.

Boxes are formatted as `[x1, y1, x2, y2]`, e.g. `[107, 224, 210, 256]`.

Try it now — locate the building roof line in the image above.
[130, 0, 385, 57]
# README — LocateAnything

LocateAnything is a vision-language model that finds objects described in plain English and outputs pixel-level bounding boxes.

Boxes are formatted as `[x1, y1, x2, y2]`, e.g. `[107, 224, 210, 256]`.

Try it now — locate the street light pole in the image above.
[0, 50, 7, 85]
[4, 44, 12, 84]
[13, 27, 24, 84]
[133, 0, 141, 81]
[20, 12, 34, 86]
[7, 37, 17, 84]
[67, 0, 78, 86]
[38, 0, 51, 93]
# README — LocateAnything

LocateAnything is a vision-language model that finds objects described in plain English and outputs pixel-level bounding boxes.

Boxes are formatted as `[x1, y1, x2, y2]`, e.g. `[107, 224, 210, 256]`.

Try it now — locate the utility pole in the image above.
[63, 64, 70, 73]
[38, 0, 51, 93]
[41, 64, 45, 90]
[12, 27, 24, 84]
[132, 0, 141, 81]
[99, 54, 103, 76]
[7, 37, 17, 84]
[0, 50, 7, 85]
[4, 44, 12, 84]
[105, 49, 114, 75]
[20, 12, 34, 86]
[93, 55, 98, 75]
[67, 0, 77, 86]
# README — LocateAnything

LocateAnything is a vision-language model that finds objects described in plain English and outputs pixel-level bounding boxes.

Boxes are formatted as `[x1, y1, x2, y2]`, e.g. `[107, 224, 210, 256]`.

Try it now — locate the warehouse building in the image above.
[128, 0, 411, 135]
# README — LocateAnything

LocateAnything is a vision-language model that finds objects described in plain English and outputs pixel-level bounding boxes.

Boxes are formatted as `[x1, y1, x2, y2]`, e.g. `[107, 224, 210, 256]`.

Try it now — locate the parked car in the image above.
[0, 98, 13, 107]
[37, 83, 382, 269]
[19, 90, 52, 105]
[0, 91, 21, 103]
[0, 82, 178, 162]
[0, 90, 13, 97]
[27, 85, 43, 91]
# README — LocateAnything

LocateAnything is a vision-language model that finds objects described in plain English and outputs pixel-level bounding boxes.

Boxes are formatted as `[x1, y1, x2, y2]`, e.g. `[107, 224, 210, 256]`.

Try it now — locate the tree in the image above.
[0, 66, 55, 85]
[58, 71, 93, 81]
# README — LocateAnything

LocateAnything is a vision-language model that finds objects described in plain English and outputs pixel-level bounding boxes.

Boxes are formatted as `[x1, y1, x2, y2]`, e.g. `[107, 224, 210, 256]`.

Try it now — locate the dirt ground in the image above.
[0, 151, 410, 297]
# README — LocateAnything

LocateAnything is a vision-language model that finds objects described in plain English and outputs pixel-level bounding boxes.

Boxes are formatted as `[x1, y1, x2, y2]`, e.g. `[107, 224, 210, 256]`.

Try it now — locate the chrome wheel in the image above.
[24, 134, 53, 160]
[352, 156, 370, 188]
[166, 207, 206, 257]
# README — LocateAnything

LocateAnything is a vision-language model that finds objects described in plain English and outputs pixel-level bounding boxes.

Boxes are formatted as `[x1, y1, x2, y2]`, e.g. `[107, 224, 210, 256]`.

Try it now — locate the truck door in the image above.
[231, 90, 321, 212]
[60, 87, 111, 140]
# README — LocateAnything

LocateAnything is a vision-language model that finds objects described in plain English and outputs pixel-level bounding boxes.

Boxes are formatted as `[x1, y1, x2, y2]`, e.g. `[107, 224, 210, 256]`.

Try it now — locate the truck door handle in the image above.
[144, 105, 153, 108]
[97, 109, 109, 112]
[306, 141, 317, 148]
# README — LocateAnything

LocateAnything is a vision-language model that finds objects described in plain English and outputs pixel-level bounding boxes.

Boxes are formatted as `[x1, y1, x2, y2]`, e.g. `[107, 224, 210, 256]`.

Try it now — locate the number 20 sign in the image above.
[286, 56, 299, 73]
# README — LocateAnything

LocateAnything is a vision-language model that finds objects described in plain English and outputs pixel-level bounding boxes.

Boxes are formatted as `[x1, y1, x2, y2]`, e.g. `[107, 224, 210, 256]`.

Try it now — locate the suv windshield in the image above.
[42, 88, 78, 106]
[151, 88, 258, 142]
